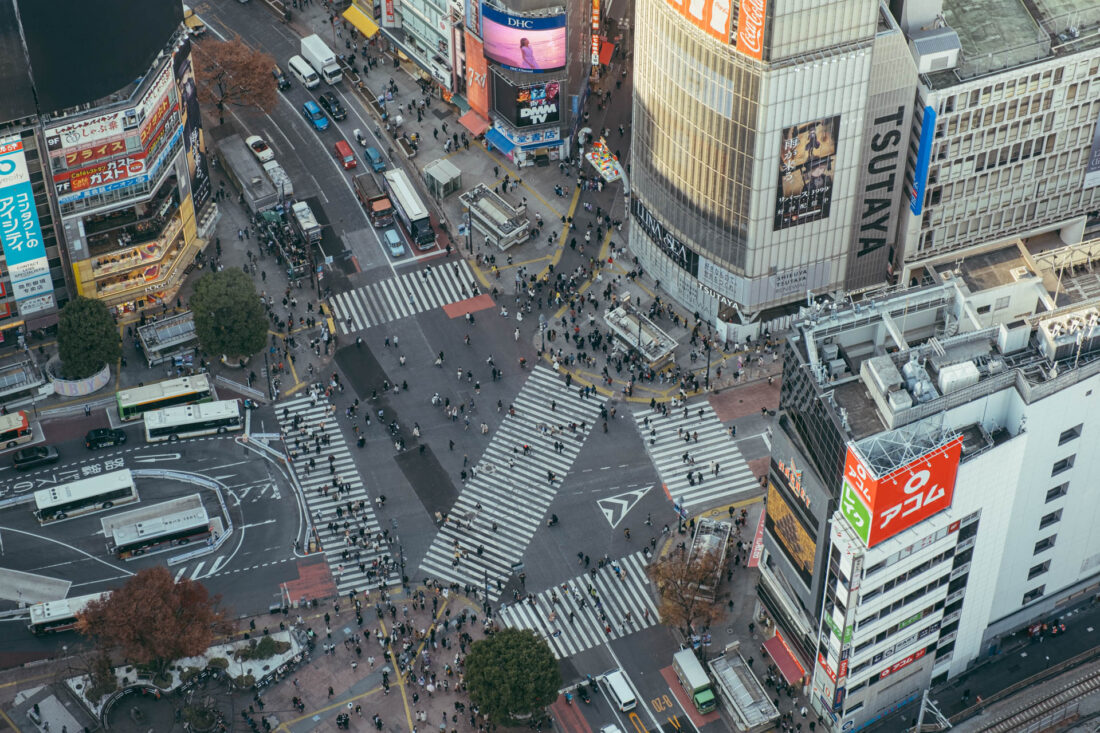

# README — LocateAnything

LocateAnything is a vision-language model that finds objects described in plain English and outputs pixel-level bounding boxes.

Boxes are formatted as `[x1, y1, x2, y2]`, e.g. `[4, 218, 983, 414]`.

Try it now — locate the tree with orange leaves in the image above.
[192, 36, 278, 120]
[77, 566, 232, 679]
[646, 546, 726, 637]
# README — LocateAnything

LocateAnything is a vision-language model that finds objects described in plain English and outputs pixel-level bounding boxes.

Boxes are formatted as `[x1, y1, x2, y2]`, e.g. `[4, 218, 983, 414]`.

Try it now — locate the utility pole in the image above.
[912, 689, 952, 732]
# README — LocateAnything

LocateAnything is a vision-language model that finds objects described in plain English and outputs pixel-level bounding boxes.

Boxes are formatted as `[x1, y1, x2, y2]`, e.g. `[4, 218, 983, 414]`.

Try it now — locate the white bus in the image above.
[110, 505, 212, 559]
[383, 169, 436, 249]
[28, 591, 109, 635]
[33, 469, 138, 523]
[0, 410, 33, 448]
[144, 399, 243, 442]
[117, 374, 214, 421]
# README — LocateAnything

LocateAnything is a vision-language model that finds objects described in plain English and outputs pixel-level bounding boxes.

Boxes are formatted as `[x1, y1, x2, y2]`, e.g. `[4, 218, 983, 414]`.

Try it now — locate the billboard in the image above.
[480, 4, 566, 72]
[631, 196, 700, 276]
[173, 38, 211, 211]
[0, 135, 56, 316]
[465, 0, 482, 37]
[775, 116, 840, 230]
[465, 32, 491, 120]
[909, 106, 936, 214]
[1084, 114, 1100, 189]
[839, 437, 963, 548]
[664, 0, 732, 43]
[54, 155, 146, 196]
[736, 0, 766, 59]
[495, 80, 561, 127]
[765, 481, 816, 587]
[44, 109, 137, 154]
[591, 0, 600, 66]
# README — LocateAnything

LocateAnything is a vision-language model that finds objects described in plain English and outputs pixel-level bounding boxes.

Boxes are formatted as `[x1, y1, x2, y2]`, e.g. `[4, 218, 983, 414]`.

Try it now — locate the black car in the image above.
[318, 91, 347, 121]
[85, 428, 127, 450]
[12, 445, 59, 471]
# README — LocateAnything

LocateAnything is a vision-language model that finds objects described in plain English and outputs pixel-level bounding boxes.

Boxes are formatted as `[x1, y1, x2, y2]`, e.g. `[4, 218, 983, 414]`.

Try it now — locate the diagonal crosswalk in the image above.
[330, 259, 480, 334]
[633, 401, 758, 513]
[498, 551, 658, 659]
[277, 389, 400, 596]
[418, 366, 604, 600]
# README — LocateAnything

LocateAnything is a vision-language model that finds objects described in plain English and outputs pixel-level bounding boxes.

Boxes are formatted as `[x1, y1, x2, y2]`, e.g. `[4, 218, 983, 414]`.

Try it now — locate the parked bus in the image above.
[144, 399, 243, 442]
[382, 169, 436, 249]
[110, 505, 212, 559]
[33, 469, 138, 523]
[0, 410, 33, 448]
[116, 374, 213, 421]
[28, 591, 109, 635]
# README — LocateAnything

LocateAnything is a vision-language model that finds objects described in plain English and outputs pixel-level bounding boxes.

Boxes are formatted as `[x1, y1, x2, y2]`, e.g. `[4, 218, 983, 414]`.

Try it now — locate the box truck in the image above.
[300, 34, 342, 85]
[673, 649, 717, 714]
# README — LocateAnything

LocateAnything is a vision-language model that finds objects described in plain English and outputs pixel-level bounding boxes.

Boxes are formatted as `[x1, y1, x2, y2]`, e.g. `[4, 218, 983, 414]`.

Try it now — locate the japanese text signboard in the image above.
[840, 437, 962, 547]
[0, 135, 56, 315]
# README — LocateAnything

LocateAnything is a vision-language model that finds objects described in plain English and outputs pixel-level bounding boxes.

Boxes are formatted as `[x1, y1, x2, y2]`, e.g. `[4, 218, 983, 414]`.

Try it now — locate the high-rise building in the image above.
[768, 240, 1100, 731]
[629, 0, 913, 339]
[0, 0, 215, 322]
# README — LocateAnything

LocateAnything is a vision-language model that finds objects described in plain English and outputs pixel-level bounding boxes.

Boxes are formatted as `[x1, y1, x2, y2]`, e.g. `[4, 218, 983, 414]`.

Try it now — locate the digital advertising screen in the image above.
[480, 3, 566, 73]
[494, 79, 561, 127]
[765, 481, 816, 588]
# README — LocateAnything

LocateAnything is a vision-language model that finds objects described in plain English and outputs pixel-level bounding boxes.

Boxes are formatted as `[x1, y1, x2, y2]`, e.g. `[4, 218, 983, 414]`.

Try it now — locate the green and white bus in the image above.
[116, 374, 213, 421]
[143, 399, 243, 442]
[33, 469, 138, 523]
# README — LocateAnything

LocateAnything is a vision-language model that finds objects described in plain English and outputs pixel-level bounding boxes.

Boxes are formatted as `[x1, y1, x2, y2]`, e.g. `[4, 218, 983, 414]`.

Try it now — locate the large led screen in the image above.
[480, 4, 566, 73]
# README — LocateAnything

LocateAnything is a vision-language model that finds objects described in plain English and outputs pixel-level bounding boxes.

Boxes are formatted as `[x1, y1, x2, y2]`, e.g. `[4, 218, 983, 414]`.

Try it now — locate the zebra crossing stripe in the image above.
[418, 366, 604, 599]
[498, 551, 658, 659]
[332, 260, 482, 334]
[634, 402, 760, 512]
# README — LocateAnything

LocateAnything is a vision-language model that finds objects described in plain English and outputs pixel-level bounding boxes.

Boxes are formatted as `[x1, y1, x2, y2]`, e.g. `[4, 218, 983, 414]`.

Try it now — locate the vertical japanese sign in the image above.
[840, 438, 962, 547]
[591, 0, 600, 66]
[0, 136, 56, 316]
[464, 32, 490, 120]
[1084, 114, 1100, 189]
[775, 116, 840, 230]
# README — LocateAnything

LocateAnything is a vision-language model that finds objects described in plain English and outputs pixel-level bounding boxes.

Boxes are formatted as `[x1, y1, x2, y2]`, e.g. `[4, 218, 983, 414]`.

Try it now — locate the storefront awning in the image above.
[343, 5, 380, 38]
[599, 39, 615, 66]
[485, 128, 515, 155]
[763, 632, 806, 686]
[458, 111, 490, 137]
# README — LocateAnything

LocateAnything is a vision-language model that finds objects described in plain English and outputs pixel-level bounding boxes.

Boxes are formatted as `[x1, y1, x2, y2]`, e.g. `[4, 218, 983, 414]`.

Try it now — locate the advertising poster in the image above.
[465, 0, 482, 37]
[0, 135, 56, 316]
[173, 38, 211, 211]
[774, 115, 840, 230]
[480, 4, 566, 72]
[664, 0, 731, 44]
[840, 438, 962, 547]
[1085, 114, 1100, 189]
[765, 481, 816, 587]
[736, 0, 765, 58]
[465, 32, 491, 120]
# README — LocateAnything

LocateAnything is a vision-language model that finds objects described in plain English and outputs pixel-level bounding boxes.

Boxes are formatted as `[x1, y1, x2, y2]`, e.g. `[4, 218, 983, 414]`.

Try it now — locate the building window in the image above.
[1058, 425, 1082, 445]
[1023, 586, 1045, 604]
[1028, 561, 1050, 580]
[1039, 510, 1062, 529]
[1046, 483, 1068, 502]
[1034, 536, 1056, 554]
[1051, 455, 1075, 476]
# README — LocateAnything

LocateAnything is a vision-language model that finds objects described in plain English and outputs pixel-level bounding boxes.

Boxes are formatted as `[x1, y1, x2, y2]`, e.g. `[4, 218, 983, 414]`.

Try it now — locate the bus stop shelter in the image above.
[0, 568, 71, 604]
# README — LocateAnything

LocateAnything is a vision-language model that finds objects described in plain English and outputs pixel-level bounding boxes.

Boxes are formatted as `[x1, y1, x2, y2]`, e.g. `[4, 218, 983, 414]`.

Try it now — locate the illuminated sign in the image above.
[766, 481, 816, 587]
[778, 456, 811, 509]
[591, 0, 600, 65]
[0, 135, 56, 313]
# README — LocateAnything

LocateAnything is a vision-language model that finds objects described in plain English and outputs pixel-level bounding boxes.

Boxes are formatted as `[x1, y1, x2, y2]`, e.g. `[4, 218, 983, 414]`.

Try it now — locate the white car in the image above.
[245, 135, 274, 163]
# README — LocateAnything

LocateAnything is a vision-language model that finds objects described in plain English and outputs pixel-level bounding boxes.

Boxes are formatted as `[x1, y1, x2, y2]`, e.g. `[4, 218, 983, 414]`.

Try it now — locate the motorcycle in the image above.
[353, 128, 369, 148]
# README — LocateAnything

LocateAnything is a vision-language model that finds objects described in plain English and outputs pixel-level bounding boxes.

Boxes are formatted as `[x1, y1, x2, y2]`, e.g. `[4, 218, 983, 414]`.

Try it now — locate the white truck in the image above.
[262, 160, 294, 199]
[300, 34, 342, 85]
[291, 201, 322, 243]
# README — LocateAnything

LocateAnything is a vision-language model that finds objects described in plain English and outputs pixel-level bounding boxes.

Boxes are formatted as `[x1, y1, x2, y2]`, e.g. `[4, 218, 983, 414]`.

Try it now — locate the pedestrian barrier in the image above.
[131, 469, 234, 566]
[215, 374, 266, 402]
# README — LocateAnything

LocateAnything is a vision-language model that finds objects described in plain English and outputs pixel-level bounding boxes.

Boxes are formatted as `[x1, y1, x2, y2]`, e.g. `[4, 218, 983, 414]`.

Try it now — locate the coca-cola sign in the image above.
[736, 0, 766, 60]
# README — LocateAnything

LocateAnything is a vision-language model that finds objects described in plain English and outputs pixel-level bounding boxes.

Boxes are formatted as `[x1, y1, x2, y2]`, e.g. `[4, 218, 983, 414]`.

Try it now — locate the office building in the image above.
[766, 240, 1100, 731]
[896, 0, 1100, 284]
[0, 0, 215, 322]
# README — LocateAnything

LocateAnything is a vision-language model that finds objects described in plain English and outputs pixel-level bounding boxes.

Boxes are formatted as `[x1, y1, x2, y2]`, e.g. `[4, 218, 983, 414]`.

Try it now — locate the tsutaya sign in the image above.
[840, 437, 963, 547]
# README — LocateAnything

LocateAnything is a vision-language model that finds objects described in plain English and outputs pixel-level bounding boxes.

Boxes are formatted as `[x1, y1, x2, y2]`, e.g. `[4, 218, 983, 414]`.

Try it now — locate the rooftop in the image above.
[924, 0, 1100, 87]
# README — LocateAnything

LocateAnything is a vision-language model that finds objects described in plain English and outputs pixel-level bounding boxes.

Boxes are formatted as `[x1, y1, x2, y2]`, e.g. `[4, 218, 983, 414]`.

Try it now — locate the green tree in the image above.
[77, 566, 232, 680]
[465, 629, 561, 723]
[190, 269, 267, 359]
[57, 297, 120, 380]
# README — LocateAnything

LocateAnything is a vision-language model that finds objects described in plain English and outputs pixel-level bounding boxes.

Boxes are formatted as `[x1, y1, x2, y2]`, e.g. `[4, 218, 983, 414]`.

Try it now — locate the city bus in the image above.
[382, 169, 436, 249]
[143, 399, 243, 442]
[33, 469, 138, 523]
[0, 410, 33, 448]
[116, 374, 213, 421]
[27, 591, 109, 635]
[110, 505, 212, 559]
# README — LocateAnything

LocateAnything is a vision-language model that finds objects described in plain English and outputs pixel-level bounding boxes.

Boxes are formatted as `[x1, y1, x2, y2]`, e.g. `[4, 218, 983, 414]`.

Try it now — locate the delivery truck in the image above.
[300, 34, 342, 85]
[673, 649, 717, 714]
[291, 201, 322, 243]
[353, 174, 395, 227]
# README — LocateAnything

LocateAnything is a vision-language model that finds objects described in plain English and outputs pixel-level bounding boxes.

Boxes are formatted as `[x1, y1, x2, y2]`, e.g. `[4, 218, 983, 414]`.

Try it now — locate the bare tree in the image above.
[192, 36, 278, 120]
[647, 548, 726, 637]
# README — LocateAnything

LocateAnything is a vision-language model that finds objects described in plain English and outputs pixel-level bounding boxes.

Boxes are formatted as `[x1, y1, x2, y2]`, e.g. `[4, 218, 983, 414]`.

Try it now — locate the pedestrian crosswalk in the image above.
[633, 401, 758, 513]
[330, 259, 480, 334]
[277, 389, 400, 595]
[418, 365, 604, 601]
[498, 551, 658, 659]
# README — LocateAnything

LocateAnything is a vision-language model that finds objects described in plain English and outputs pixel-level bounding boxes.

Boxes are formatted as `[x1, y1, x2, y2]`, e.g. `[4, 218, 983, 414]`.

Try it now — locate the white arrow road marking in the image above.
[597, 486, 652, 528]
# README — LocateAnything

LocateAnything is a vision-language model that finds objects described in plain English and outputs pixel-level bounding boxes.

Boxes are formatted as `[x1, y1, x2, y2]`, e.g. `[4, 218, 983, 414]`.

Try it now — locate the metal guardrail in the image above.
[214, 374, 266, 401]
[0, 494, 35, 510]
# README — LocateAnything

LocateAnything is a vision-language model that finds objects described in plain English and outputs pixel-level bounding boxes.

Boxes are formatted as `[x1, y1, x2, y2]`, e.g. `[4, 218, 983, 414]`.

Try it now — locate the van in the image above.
[364, 147, 386, 173]
[672, 649, 717, 714]
[334, 140, 357, 170]
[288, 54, 320, 89]
[600, 670, 637, 712]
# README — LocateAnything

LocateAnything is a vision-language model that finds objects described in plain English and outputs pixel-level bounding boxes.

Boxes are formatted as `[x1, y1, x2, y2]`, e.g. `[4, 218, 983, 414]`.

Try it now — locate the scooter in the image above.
[353, 128, 369, 148]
